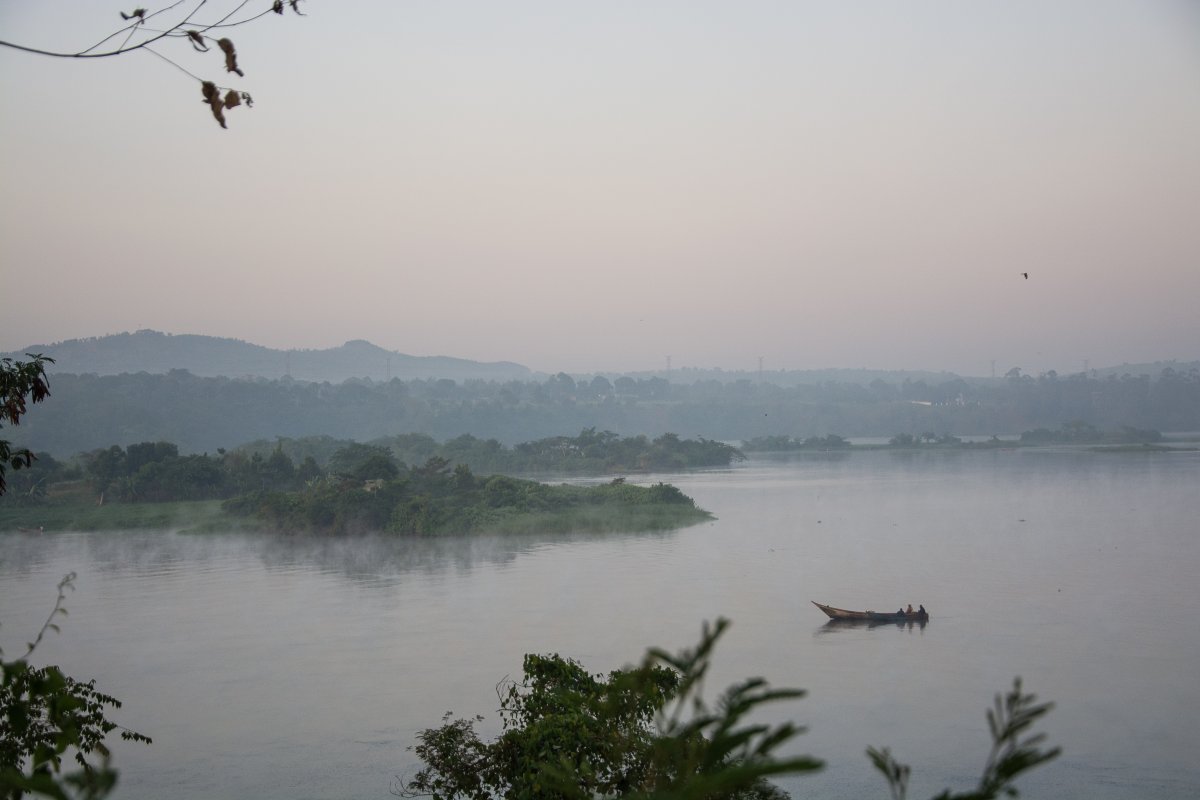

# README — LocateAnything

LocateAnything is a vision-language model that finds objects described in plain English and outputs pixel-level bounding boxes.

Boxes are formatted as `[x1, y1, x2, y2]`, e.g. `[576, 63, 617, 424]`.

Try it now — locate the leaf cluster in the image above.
[0, 356, 53, 496]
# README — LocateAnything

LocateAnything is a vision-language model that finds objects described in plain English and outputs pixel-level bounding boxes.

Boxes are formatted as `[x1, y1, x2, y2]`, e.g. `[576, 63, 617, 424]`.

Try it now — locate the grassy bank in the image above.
[0, 499, 261, 533]
[451, 503, 712, 535]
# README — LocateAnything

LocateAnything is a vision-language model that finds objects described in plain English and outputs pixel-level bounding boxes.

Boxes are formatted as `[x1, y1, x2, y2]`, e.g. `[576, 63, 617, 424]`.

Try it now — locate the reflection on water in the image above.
[816, 618, 929, 634]
[1, 526, 678, 586]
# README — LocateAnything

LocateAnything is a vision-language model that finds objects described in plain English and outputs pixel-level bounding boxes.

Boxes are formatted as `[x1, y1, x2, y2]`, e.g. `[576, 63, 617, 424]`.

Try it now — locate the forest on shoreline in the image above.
[6, 366, 1197, 457]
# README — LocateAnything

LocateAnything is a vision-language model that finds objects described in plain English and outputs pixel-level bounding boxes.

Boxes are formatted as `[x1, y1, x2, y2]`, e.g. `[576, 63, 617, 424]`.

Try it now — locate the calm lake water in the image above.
[2, 449, 1199, 799]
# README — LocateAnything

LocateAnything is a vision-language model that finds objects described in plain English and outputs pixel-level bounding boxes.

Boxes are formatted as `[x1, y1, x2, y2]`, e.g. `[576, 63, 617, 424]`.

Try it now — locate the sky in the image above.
[2, 1, 1198, 377]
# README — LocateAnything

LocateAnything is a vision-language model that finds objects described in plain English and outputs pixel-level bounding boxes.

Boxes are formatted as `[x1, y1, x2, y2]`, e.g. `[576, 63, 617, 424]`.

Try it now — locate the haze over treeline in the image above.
[8, 330, 1195, 387]
[5, 331, 1196, 457]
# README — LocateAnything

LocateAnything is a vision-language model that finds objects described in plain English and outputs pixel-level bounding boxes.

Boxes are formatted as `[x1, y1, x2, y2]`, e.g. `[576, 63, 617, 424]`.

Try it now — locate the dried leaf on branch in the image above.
[217, 38, 244, 77]
[186, 31, 209, 52]
[201, 80, 226, 128]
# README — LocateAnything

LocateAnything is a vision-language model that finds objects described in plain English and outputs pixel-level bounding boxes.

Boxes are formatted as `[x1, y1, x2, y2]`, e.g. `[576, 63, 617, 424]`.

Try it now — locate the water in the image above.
[2, 449, 1198, 799]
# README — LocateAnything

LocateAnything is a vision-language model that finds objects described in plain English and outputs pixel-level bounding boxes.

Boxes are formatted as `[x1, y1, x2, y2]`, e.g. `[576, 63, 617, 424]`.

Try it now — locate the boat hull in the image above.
[811, 601, 928, 623]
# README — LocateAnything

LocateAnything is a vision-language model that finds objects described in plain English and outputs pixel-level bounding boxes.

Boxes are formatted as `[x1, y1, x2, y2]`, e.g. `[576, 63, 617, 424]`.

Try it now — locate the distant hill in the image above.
[4, 330, 533, 383]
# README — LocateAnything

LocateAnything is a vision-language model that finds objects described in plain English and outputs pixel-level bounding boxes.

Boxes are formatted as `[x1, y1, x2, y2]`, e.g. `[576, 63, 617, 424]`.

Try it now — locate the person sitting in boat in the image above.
[918, 604, 926, 615]
[906, 604, 914, 615]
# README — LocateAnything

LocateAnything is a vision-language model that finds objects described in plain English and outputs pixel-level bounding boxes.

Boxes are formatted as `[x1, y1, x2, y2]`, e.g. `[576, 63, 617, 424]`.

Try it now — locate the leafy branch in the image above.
[631, 618, 822, 800]
[403, 619, 1059, 800]
[867, 678, 1060, 800]
[1, 575, 152, 800]
[397, 618, 821, 800]
[0, 354, 53, 496]
[10, 573, 77, 664]
[0, 1, 307, 128]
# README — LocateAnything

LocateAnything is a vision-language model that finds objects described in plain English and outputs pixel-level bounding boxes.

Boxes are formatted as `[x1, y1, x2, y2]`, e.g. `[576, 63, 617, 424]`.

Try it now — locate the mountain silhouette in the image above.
[4, 330, 532, 383]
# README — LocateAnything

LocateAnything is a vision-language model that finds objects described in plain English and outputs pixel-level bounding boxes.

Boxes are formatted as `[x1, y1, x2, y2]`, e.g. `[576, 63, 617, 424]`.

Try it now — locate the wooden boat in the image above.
[812, 601, 928, 623]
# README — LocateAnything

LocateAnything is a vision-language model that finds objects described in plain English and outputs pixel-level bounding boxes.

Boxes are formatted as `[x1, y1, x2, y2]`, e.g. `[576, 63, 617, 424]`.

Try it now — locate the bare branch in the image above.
[144, 44, 207, 84]
[80, 1, 189, 55]
[0, 2, 303, 128]
[0, 1, 291, 60]
[16, 572, 77, 661]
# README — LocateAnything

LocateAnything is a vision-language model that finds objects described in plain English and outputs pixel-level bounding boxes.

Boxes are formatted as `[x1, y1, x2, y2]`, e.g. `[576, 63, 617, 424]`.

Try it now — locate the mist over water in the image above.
[2, 449, 1198, 799]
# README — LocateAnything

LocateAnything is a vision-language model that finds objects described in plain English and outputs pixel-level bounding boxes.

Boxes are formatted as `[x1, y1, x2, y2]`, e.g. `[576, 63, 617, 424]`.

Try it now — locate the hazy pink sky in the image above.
[2, 1, 1198, 376]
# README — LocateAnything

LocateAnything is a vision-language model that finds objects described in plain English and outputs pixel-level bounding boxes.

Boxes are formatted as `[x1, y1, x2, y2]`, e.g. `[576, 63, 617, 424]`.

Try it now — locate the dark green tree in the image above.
[400, 621, 1059, 800]
[397, 619, 820, 800]
[261, 447, 297, 489]
[0, 452, 62, 506]
[351, 453, 401, 483]
[0, 356, 52, 497]
[123, 442, 177, 475]
[296, 455, 322, 485]
[83, 447, 125, 499]
[329, 443, 397, 479]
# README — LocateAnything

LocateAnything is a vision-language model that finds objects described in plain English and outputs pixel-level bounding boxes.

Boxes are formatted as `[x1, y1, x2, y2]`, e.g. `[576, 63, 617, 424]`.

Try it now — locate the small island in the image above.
[223, 469, 709, 536]
[740, 422, 1187, 453]
[0, 434, 718, 535]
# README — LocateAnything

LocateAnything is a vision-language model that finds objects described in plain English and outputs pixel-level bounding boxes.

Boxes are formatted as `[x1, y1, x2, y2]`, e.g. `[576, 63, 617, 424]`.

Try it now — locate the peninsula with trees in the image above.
[0, 427, 722, 534]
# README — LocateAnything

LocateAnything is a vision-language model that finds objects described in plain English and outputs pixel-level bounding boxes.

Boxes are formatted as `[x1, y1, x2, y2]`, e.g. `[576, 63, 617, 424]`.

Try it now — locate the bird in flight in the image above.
[1021, 272, 1029, 279]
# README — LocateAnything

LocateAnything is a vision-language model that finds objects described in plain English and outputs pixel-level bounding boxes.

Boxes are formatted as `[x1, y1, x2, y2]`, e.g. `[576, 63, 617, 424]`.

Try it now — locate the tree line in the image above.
[7, 367, 1197, 458]
[0, 430, 741, 508]
[742, 423, 1167, 452]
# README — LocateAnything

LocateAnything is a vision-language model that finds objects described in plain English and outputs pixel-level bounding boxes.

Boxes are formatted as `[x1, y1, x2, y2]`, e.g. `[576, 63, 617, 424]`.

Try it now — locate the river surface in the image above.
[2, 449, 1199, 799]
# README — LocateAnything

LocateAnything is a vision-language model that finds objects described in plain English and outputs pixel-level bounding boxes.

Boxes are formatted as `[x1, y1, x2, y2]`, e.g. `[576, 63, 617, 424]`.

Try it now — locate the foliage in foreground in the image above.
[399, 620, 1059, 800]
[396, 619, 819, 800]
[0, 356, 53, 497]
[867, 678, 1060, 800]
[0, 574, 150, 800]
